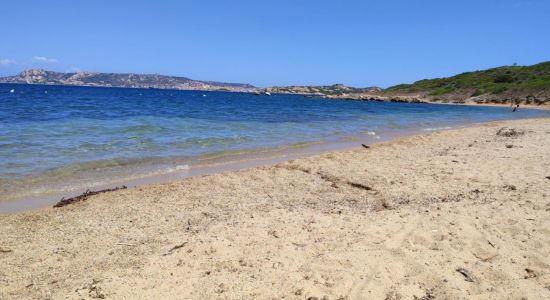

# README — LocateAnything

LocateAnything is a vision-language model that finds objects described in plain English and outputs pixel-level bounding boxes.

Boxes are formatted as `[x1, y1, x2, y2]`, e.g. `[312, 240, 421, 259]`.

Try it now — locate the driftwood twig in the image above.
[54, 186, 127, 208]
[163, 242, 188, 256]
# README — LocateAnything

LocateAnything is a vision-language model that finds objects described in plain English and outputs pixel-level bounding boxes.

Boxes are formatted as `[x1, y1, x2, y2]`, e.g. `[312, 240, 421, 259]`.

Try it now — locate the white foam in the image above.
[175, 164, 190, 171]
[423, 126, 452, 131]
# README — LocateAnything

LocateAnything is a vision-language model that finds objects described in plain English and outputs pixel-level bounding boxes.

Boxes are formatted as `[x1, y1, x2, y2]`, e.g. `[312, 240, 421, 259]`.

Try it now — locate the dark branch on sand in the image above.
[0, 248, 13, 254]
[347, 182, 373, 191]
[163, 242, 188, 256]
[53, 186, 127, 208]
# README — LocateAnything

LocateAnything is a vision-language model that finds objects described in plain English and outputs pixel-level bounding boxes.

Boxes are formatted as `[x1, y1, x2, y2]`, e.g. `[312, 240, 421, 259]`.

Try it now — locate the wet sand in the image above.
[1, 118, 549, 299]
[0, 125, 423, 214]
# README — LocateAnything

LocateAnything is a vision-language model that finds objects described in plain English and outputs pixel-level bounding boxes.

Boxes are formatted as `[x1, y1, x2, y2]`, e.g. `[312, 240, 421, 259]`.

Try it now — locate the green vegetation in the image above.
[429, 86, 455, 96]
[384, 61, 550, 97]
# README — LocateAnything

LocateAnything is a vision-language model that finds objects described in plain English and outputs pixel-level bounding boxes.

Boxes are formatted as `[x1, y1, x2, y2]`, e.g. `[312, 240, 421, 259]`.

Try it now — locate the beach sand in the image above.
[1, 118, 549, 299]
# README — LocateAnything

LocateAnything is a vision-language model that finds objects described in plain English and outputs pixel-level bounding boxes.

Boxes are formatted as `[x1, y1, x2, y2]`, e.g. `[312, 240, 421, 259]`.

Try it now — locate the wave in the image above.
[170, 136, 250, 149]
[423, 126, 453, 131]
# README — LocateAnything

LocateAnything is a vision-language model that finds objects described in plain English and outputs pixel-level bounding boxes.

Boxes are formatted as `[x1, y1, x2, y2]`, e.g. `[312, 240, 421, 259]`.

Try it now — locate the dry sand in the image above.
[1, 118, 550, 299]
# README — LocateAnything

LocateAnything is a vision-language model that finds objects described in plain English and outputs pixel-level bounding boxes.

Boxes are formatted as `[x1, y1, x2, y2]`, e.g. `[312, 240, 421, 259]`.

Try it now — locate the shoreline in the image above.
[0, 124, 439, 214]
[4, 82, 550, 109]
[317, 94, 550, 110]
[1, 113, 543, 214]
[411, 100, 550, 111]
[1, 117, 549, 299]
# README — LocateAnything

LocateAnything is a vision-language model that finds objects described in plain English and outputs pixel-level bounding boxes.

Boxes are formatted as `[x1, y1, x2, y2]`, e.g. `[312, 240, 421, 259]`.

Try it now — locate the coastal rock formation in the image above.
[262, 84, 381, 96]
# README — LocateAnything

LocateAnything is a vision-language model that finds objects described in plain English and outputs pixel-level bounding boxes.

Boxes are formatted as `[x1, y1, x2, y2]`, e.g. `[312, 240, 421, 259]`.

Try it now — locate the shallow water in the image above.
[0, 83, 547, 209]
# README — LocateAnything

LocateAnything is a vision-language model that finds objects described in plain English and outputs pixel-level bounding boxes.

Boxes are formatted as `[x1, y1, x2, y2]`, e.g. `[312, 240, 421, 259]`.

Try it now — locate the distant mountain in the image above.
[0, 69, 256, 92]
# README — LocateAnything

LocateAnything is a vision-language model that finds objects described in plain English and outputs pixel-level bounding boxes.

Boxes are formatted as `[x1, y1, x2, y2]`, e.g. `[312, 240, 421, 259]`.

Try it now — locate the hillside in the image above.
[0, 69, 256, 92]
[382, 61, 550, 105]
[260, 62, 550, 106]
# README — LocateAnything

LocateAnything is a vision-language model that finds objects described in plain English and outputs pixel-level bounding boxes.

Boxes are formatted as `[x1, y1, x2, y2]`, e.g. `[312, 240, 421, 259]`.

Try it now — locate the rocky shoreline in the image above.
[318, 91, 550, 106]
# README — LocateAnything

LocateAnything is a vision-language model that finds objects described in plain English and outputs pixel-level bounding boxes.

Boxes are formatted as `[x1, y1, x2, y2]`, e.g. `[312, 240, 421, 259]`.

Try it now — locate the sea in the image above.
[1, 83, 547, 212]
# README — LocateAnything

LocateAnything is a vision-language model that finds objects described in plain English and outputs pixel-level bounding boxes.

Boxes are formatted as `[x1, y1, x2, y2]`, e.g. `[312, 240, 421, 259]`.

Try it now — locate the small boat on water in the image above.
[9, 89, 14, 93]
[264, 92, 271, 96]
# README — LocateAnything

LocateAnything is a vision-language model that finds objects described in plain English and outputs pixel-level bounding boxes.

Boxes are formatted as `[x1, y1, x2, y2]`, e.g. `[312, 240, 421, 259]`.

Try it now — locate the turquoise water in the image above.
[0, 83, 547, 204]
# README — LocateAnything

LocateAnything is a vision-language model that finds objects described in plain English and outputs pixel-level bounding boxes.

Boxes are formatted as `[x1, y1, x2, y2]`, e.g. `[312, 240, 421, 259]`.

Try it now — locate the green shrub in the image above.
[494, 74, 515, 83]
[471, 89, 484, 97]
[491, 86, 508, 94]
[429, 86, 454, 96]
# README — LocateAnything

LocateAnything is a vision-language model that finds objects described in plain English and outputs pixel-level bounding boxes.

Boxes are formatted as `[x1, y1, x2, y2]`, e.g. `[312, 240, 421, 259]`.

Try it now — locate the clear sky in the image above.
[1, 0, 549, 87]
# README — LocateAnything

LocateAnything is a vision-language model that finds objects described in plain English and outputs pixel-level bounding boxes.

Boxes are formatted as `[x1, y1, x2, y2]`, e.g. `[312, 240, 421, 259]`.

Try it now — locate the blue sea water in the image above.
[0, 83, 547, 205]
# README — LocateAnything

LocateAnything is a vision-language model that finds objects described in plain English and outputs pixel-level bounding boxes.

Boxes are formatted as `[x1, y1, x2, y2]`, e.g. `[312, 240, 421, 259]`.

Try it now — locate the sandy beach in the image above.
[1, 117, 549, 299]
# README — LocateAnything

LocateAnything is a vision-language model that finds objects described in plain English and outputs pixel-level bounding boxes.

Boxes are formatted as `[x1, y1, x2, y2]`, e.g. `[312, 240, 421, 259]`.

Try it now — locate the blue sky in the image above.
[0, 0, 549, 87]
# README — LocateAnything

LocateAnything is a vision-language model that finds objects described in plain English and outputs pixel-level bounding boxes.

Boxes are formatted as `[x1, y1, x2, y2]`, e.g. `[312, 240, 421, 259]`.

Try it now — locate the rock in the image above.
[524, 268, 537, 279]
[496, 127, 525, 137]
[456, 267, 475, 282]
[89, 286, 105, 299]
[414, 288, 435, 300]
[385, 289, 402, 300]
[503, 185, 517, 191]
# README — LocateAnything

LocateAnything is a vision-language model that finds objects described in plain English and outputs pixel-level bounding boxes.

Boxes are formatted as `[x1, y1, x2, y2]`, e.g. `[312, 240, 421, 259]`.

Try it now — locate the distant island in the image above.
[0, 69, 256, 92]
[1, 61, 549, 105]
